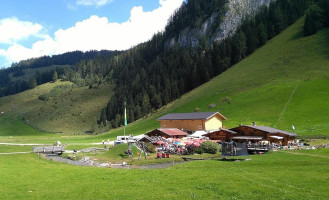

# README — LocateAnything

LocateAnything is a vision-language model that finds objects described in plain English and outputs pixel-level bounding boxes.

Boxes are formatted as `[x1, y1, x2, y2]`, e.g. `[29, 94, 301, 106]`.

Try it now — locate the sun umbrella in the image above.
[178, 142, 186, 146]
[174, 142, 180, 145]
[157, 141, 165, 145]
[193, 142, 200, 147]
[185, 141, 193, 145]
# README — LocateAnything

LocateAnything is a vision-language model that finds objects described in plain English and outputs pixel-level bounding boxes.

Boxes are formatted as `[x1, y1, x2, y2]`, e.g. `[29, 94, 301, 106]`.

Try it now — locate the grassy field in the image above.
[0, 146, 328, 199]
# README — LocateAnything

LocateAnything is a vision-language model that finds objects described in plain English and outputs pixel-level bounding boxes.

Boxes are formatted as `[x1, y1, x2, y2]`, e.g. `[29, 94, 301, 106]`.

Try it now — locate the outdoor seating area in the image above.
[143, 136, 220, 156]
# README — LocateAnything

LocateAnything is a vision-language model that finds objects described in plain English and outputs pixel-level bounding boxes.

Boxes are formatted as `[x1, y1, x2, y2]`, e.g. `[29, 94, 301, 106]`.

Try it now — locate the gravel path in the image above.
[0, 143, 48, 146]
[0, 152, 32, 155]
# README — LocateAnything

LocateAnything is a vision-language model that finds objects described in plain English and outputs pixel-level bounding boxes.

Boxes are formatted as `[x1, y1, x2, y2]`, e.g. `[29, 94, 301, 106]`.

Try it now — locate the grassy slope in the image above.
[0, 81, 114, 135]
[99, 18, 329, 139]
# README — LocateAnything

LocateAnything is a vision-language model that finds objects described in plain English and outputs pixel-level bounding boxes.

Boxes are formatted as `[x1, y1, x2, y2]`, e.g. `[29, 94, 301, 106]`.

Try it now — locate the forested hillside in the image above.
[103, 0, 312, 129]
[0, 50, 120, 97]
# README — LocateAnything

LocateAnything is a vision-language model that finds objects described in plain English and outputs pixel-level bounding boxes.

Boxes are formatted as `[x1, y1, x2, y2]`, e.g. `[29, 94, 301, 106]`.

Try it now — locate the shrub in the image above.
[186, 145, 198, 155]
[38, 94, 50, 101]
[199, 141, 219, 154]
[195, 148, 205, 154]
[145, 143, 156, 153]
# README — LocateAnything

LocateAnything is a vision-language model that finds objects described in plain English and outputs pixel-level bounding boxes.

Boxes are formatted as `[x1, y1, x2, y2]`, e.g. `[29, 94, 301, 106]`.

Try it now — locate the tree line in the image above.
[0, 50, 120, 97]
[304, 0, 329, 36]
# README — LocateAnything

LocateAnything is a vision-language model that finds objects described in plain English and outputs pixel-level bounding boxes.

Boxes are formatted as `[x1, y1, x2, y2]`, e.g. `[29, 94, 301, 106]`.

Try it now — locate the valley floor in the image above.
[0, 141, 328, 199]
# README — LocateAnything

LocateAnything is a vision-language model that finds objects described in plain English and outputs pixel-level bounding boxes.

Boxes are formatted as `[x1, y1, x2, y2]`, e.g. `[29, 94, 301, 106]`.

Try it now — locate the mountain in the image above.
[97, 18, 329, 139]
[1, 0, 324, 135]
[165, 0, 275, 47]
[102, 0, 312, 129]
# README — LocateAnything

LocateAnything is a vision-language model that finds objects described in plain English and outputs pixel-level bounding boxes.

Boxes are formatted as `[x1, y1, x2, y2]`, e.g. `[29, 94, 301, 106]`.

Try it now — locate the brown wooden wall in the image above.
[206, 130, 232, 141]
[231, 126, 295, 145]
[160, 120, 204, 131]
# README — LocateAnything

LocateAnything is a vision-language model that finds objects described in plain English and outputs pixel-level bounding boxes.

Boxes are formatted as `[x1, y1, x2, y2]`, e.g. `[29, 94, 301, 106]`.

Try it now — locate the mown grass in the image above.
[0, 145, 32, 153]
[0, 148, 328, 199]
[0, 115, 51, 137]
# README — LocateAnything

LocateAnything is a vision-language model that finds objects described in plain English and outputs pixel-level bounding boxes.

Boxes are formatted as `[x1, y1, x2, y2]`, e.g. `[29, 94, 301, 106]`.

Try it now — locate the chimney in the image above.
[252, 122, 256, 126]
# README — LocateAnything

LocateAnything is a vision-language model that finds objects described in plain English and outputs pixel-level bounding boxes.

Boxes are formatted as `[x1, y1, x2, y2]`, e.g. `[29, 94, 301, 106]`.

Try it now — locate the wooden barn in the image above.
[157, 112, 226, 133]
[146, 128, 188, 139]
[230, 125, 298, 146]
[204, 129, 237, 141]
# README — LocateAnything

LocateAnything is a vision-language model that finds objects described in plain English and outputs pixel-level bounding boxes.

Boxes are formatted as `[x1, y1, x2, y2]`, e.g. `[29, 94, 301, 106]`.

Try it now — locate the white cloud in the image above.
[0, 17, 46, 44]
[76, 0, 113, 7]
[0, 0, 183, 67]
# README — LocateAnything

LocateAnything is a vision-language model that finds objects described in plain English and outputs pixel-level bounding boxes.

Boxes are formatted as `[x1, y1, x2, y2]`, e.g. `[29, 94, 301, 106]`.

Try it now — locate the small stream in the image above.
[45, 155, 185, 169]
[46, 155, 86, 166]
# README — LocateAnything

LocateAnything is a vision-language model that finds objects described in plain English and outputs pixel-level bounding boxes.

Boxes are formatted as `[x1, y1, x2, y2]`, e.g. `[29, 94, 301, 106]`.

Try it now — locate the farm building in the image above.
[157, 112, 226, 133]
[204, 129, 237, 141]
[230, 125, 298, 146]
[146, 128, 188, 139]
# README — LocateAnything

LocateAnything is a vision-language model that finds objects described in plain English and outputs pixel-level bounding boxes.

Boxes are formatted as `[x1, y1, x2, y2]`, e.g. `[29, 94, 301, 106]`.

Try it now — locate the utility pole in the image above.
[124, 102, 127, 136]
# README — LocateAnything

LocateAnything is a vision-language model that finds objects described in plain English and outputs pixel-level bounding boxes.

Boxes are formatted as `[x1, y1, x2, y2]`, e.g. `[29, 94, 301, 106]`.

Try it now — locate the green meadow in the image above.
[0, 148, 328, 199]
[0, 18, 329, 199]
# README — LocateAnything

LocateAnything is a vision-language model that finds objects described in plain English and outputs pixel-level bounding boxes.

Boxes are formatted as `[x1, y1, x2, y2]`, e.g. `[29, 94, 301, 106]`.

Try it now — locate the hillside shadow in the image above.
[289, 31, 303, 41]
[216, 157, 251, 162]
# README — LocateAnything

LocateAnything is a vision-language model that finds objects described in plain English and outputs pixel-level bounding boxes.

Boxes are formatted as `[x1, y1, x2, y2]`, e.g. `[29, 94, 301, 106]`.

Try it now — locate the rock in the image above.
[166, 0, 276, 48]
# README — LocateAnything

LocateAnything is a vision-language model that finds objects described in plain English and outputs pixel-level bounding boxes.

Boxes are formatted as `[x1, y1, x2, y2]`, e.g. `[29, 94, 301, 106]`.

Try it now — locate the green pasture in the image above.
[0, 115, 51, 137]
[0, 147, 328, 199]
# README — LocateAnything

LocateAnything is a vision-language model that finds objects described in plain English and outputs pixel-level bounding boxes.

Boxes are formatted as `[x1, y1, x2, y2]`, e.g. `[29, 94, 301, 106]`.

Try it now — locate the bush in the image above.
[38, 94, 50, 101]
[195, 148, 205, 154]
[199, 141, 219, 154]
[186, 145, 198, 155]
[145, 143, 156, 153]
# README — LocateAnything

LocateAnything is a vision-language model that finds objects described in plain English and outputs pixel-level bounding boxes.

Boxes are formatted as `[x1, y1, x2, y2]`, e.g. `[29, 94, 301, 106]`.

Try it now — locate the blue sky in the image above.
[0, 0, 183, 68]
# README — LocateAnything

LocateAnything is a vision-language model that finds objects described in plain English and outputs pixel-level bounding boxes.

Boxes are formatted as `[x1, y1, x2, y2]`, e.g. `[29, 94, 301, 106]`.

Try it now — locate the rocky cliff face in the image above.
[166, 0, 276, 48]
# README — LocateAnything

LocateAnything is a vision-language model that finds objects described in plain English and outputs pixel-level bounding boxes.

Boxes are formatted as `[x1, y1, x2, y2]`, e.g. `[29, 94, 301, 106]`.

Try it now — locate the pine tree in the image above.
[52, 71, 58, 82]
[100, 108, 107, 126]
[29, 78, 37, 89]
[304, 5, 324, 36]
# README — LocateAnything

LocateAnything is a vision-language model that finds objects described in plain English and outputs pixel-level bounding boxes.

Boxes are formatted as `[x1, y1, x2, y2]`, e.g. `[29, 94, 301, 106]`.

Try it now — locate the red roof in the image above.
[159, 128, 187, 136]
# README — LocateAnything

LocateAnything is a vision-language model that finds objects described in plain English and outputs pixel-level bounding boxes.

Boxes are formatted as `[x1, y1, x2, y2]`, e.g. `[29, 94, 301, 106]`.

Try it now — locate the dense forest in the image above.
[1, 0, 323, 131]
[304, 0, 329, 36]
[0, 50, 120, 97]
